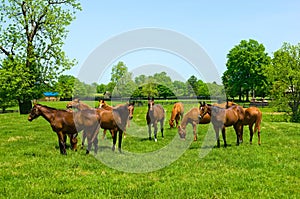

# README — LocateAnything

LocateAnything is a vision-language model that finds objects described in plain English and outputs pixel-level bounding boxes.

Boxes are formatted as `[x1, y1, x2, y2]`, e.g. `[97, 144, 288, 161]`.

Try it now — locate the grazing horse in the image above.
[240, 107, 262, 145]
[199, 102, 245, 147]
[91, 103, 135, 153]
[28, 104, 100, 155]
[169, 102, 184, 128]
[178, 107, 210, 141]
[146, 98, 165, 142]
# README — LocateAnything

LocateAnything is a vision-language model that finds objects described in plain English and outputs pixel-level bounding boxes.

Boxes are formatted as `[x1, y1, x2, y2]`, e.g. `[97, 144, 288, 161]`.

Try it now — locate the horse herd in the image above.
[27, 98, 262, 155]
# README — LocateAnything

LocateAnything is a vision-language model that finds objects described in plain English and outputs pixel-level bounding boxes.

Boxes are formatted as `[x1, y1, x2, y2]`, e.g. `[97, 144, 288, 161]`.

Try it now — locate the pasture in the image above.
[0, 101, 299, 198]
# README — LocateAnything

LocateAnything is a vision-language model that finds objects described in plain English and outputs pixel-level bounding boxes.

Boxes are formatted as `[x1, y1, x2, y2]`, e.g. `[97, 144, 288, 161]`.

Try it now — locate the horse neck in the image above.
[38, 105, 56, 123]
[114, 105, 129, 121]
[180, 114, 189, 128]
[79, 103, 90, 110]
[170, 108, 177, 121]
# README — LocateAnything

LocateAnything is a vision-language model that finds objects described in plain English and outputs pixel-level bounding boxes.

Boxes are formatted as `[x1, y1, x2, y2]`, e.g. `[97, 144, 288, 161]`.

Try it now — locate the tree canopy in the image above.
[267, 42, 300, 122]
[0, 0, 81, 113]
[222, 39, 271, 101]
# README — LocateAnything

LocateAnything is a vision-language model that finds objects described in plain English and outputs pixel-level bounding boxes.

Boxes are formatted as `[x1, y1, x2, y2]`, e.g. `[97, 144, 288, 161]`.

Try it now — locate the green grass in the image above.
[0, 101, 299, 198]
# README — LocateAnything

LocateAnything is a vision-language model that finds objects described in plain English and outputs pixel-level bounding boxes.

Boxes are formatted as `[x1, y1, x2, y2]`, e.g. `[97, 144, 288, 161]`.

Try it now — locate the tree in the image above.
[54, 75, 75, 100]
[223, 39, 271, 101]
[110, 61, 136, 97]
[187, 75, 198, 96]
[0, 0, 81, 113]
[268, 42, 300, 122]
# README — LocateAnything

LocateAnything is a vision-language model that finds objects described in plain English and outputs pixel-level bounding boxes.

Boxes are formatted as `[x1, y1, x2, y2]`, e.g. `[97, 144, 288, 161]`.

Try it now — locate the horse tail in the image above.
[254, 110, 262, 133]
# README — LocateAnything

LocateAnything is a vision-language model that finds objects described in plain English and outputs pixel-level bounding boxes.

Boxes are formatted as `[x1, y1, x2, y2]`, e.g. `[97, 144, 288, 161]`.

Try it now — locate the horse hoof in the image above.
[86, 150, 90, 155]
[154, 138, 157, 142]
[149, 137, 152, 140]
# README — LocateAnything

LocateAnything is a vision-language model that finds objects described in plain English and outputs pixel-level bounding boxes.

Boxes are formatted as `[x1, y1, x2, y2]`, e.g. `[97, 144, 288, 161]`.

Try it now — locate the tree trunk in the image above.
[18, 100, 32, 114]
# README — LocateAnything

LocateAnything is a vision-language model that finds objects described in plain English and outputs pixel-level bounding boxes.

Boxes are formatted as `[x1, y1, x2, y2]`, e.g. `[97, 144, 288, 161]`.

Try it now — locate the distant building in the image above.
[43, 92, 60, 101]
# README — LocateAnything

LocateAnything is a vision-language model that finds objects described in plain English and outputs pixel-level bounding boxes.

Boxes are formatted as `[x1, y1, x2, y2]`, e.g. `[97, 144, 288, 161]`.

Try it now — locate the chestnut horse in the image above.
[28, 104, 100, 154]
[169, 102, 184, 128]
[66, 99, 103, 148]
[98, 99, 132, 139]
[240, 107, 262, 145]
[199, 102, 245, 147]
[178, 107, 210, 141]
[146, 98, 165, 142]
[92, 102, 135, 153]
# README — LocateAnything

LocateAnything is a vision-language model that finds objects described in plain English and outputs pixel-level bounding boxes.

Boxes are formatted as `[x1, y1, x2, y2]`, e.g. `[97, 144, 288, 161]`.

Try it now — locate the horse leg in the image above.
[112, 130, 117, 151]
[93, 125, 100, 154]
[57, 132, 67, 155]
[249, 124, 254, 145]
[233, 124, 242, 146]
[221, 127, 227, 147]
[102, 129, 107, 140]
[239, 125, 244, 143]
[118, 130, 123, 153]
[81, 131, 87, 149]
[69, 133, 78, 151]
[160, 120, 164, 139]
[214, 126, 220, 148]
[192, 121, 197, 141]
[257, 126, 261, 145]
[153, 122, 158, 142]
[148, 123, 152, 140]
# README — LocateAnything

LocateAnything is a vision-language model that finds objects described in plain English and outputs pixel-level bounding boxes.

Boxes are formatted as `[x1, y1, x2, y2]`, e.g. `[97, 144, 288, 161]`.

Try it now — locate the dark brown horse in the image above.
[199, 102, 245, 147]
[178, 107, 211, 141]
[93, 102, 135, 153]
[28, 104, 100, 155]
[169, 102, 184, 128]
[146, 98, 165, 142]
[240, 107, 262, 145]
[66, 99, 102, 148]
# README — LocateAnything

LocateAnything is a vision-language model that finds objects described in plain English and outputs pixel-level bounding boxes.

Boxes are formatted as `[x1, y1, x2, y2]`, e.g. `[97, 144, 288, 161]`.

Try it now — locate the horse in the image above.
[213, 101, 237, 108]
[28, 104, 100, 155]
[199, 102, 245, 148]
[240, 106, 262, 145]
[169, 102, 184, 128]
[178, 107, 211, 141]
[98, 99, 131, 139]
[66, 99, 103, 148]
[98, 99, 113, 110]
[146, 98, 165, 142]
[66, 98, 91, 110]
[90, 102, 135, 153]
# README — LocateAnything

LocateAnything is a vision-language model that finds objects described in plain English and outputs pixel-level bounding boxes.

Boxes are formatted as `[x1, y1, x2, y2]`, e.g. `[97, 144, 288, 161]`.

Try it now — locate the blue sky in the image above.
[63, 1, 300, 84]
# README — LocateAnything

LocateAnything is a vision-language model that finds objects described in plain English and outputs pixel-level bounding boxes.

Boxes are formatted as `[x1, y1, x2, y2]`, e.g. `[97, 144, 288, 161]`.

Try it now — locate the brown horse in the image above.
[199, 102, 245, 147]
[66, 98, 91, 110]
[66, 99, 103, 148]
[92, 102, 135, 153]
[169, 102, 184, 128]
[28, 104, 100, 154]
[178, 107, 211, 141]
[146, 98, 165, 142]
[98, 99, 132, 139]
[213, 101, 237, 108]
[240, 107, 262, 145]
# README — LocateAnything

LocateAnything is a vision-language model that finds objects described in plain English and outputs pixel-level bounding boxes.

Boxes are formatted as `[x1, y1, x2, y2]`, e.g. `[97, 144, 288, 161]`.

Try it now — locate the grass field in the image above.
[0, 101, 299, 198]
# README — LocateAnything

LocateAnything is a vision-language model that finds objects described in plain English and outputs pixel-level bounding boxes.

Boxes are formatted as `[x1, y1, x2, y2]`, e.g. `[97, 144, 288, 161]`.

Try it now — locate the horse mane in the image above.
[36, 104, 69, 112]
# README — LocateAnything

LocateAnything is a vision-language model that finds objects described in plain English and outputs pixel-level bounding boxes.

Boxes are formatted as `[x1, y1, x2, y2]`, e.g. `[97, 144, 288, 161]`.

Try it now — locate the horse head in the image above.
[127, 102, 135, 120]
[66, 99, 80, 109]
[169, 119, 175, 128]
[199, 102, 210, 119]
[28, 104, 41, 121]
[148, 98, 154, 111]
[177, 125, 186, 140]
